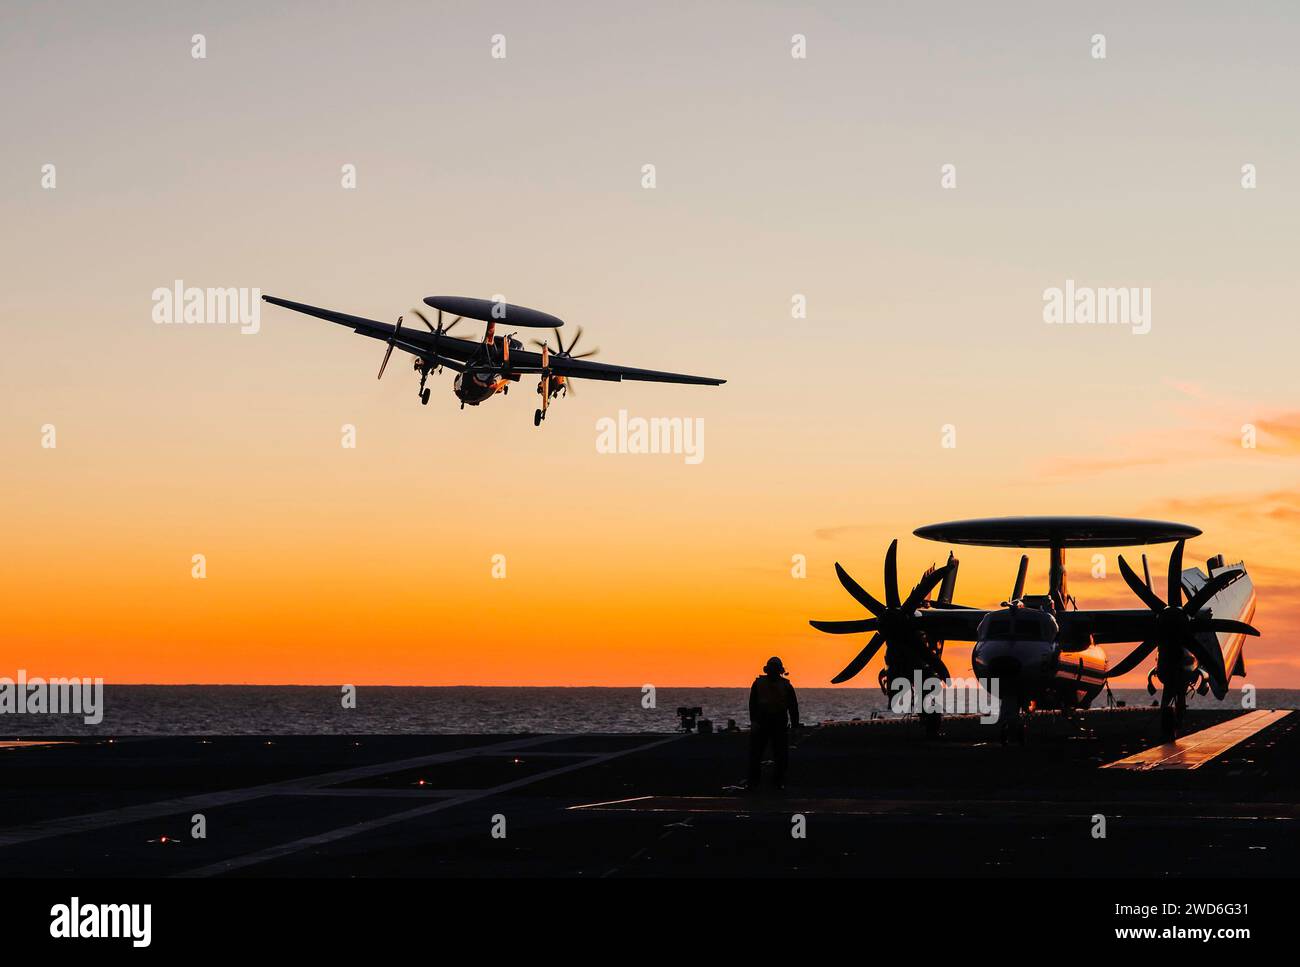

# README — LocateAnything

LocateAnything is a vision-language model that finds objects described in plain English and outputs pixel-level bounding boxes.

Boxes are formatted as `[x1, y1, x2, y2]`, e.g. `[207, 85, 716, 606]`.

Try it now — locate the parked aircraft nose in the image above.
[972, 638, 1056, 695]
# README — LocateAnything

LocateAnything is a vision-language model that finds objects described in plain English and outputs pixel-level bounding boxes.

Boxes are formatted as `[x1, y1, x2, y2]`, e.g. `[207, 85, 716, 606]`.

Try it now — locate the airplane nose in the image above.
[973, 639, 1055, 696]
[983, 656, 1020, 678]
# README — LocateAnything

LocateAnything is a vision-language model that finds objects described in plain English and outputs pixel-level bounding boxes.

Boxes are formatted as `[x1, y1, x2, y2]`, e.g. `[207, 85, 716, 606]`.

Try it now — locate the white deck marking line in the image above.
[289, 787, 489, 799]
[567, 795, 656, 810]
[1101, 710, 1291, 771]
[0, 735, 561, 849]
[567, 796, 1299, 818]
[178, 735, 681, 878]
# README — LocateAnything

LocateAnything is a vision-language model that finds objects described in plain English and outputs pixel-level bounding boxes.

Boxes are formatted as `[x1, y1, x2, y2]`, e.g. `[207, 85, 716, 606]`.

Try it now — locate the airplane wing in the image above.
[263, 296, 483, 365]
[806, 605, 989, 642]
[1058, 609, 1157, 645]
[916, 606, 1160, 646]
[263, 296, 725, 385]
[911, 606, 991, 641]
[543, 354, 725, 386]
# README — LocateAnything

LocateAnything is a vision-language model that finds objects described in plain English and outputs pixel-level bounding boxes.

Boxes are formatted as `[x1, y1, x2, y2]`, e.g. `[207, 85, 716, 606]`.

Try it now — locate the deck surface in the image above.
[0, 707, 1294, 878]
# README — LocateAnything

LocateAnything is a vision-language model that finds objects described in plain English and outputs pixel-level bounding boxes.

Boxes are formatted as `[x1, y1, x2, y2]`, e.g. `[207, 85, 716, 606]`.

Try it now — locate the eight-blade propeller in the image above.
[1109, 539, 1259, 697]
[810, 540, 953, 685]
[531, 326, 599, 395]
[411, 307, 466, 339]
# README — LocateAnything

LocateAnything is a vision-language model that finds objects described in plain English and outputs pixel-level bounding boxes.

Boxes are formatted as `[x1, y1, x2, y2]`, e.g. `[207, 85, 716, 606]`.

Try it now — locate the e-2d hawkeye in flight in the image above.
[263, 295, 725, 426]
[809, 516, 1260, 741]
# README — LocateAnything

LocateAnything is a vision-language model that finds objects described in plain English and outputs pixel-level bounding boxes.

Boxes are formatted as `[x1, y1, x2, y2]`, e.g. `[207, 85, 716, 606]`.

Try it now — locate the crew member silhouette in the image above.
[746, 656, 800, 791]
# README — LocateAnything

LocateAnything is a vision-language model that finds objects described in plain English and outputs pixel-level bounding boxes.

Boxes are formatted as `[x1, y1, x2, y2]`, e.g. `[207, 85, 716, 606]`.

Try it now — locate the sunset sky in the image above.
[3, 1, 1298, 687]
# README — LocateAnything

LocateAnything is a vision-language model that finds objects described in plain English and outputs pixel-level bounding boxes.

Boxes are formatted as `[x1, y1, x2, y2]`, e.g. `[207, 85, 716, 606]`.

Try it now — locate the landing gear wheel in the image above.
[420, 388, 431, 406]
[998, 694, 1025, 745]
[534, 409, 543, 427]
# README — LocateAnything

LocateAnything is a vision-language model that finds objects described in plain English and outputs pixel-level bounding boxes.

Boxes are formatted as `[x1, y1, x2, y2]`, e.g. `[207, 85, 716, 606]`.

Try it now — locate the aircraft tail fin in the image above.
[1011, 554, 1029, 601]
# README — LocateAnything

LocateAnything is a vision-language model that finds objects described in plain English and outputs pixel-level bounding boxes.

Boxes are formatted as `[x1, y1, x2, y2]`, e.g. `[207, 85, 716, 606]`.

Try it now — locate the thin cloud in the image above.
[1156, 489, 1300, 525]
[1039, 407, 1300, 478]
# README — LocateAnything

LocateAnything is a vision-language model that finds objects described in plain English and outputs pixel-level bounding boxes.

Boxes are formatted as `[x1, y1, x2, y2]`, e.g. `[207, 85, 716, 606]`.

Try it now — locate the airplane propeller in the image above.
[531, 326, 598, 396]
[810, 540, 953, 686]
[377, 315, 404, 379]
[1110, 539, 1259, 699]
[532, 326, 598, 360]
[411, 308, 466, 338]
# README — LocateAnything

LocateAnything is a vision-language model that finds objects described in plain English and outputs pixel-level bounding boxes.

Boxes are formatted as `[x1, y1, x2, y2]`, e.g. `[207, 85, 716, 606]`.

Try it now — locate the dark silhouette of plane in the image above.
[263, 295, 725, 426]
[810, 516, 1260, 741]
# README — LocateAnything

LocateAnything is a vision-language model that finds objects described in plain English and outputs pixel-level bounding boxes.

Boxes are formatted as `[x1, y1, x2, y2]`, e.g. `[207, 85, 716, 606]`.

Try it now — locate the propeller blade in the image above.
[1167, 539, 1185, 607]
[551, 326, 564, 354]
[831, 633, 884, 684]
[1141, 553, 1153, 591]
[571, 348, 600, 359]
[412, 309, 436, 332]
[1201, 618, 1261, 637]
[884, 539, 900, 609]
[378, 315, 402, 379]
[809, 618, 879, 635]
[901, 563, 952, 613]
[529, 339, 548, 350]
[568, 325, 585, 353]
[1106, 639, 1158, 678]
[1118, 555, 1165, 611]
[1184, 635, 1227, 695]
[834, 563, 886, 617]
[1183, 571, 1242, 615]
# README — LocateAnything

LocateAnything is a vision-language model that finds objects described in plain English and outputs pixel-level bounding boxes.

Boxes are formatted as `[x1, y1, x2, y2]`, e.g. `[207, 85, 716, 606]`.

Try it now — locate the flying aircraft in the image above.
[262, 295, 725, 425]
[809, 516, 1260, 741]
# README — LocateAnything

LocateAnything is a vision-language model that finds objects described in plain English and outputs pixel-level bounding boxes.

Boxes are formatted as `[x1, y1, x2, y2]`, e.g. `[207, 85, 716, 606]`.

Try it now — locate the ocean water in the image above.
[2, 685, 1296, 736]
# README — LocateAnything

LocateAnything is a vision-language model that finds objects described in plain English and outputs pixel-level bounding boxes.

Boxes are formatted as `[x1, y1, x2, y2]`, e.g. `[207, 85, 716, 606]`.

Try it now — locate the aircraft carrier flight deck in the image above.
[0, 705, 1293, 879]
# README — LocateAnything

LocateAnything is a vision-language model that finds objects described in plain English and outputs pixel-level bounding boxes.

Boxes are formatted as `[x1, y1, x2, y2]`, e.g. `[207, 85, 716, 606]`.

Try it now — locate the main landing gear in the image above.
[534, 374, 551, 428]
[416, 363, 432, 405]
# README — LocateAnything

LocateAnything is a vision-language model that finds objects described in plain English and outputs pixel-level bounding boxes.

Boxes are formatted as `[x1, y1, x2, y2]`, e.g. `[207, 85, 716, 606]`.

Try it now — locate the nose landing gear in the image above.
[998, 688, 1027, 745]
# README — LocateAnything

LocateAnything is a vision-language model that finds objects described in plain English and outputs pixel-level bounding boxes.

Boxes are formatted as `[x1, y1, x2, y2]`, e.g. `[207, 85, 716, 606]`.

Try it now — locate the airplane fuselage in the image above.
[971, 606, 1107, 712]
[453, 370, 507, 405]
[417, 334, 524, 406]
